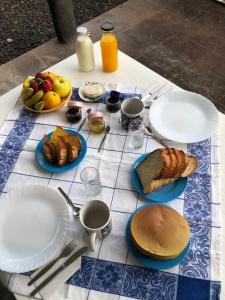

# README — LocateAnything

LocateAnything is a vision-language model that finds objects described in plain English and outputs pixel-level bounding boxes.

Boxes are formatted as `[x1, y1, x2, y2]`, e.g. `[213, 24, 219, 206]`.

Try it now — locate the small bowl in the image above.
[66, 101, 83, 123]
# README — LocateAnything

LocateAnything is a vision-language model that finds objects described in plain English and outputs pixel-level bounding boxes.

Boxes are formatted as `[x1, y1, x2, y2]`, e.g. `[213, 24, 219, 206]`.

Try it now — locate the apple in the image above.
[52, 77, 71, 97]
[41, 79, 53, 92]
[35, 72, 46, 80]
[30, 81, 40, 92]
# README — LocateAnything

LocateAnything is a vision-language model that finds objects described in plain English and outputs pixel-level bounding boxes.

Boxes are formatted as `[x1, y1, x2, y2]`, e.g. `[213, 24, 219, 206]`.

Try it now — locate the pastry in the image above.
[130, 205, 190, 260]
[83, 83, 104, 99]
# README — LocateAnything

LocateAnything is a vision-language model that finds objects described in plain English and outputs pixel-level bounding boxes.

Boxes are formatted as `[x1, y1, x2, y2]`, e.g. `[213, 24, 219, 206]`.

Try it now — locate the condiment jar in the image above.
[76, 27, 95, 72]
[106, 90, 121, 113]
[88, 112, 105, 134]
[66, 101, 83, 123]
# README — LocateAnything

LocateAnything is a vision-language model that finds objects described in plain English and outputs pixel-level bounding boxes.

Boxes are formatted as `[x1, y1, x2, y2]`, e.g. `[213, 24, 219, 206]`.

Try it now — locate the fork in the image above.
[28, 240, 77, 286]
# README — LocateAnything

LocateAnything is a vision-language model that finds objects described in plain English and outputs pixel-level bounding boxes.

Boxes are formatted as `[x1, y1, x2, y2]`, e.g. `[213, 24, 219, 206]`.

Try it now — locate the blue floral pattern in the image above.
[0, 109, 38, 193]
[180, 140, 212, 279]
[180, 224, 210, 279]
[91, 259, 125, 294]
[67, 256, 95, 288]
[188, 140, 211, 174]
[210, 282, 221, 300]
[121, 265, 177, 300]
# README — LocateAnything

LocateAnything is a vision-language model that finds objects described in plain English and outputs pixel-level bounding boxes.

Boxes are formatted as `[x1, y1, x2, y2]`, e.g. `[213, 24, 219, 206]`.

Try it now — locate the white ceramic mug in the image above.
[79, 200, 112, 251]
[121, 97, 144, 130]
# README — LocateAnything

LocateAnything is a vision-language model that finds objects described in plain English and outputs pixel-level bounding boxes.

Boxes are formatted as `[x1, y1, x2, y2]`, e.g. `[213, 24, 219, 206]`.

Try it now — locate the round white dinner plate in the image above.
[0, 184, 70, 273]
[149, 90, 218, 143]
[78, 82, 105, 102]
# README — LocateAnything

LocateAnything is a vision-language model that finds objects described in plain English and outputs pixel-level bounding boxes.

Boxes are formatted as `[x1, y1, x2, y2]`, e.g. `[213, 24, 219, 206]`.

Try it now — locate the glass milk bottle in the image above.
[100, 22, 118, 72]
[75, 27, 95, 72]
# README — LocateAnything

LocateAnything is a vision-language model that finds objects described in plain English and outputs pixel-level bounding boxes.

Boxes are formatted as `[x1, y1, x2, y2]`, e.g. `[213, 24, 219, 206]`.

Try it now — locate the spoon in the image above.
[77, 108, 91, 132]
[58, 187, 80, 216]
[98, 125, 110, 153]
[145, 126, 168, 148]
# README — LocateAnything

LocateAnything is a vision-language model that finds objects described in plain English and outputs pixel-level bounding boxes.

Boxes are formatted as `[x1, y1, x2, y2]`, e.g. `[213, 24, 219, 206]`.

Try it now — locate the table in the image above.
[0, 42, 225, 300]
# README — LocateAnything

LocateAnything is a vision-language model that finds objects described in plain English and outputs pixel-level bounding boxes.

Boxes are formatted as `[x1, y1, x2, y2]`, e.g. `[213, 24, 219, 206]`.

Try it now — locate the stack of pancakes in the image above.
[130, 205, 190, 260]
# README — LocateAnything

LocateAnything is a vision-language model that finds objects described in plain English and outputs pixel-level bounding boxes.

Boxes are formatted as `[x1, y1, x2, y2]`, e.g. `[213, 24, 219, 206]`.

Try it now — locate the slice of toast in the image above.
[181, 156, 198, 177]
[54, 136, 68, 166]
[43, 134, 56, 163]
[144, 178, 177, 194]
[62, 134, 81, 162]
[136, 149, 165, 194]
[172, 149, 187, 178]
[167, 149, 177, 178]
[159, 149, 171, 178]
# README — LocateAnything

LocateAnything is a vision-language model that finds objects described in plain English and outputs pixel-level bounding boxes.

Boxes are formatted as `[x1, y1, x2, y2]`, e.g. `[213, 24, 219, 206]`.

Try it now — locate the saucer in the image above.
[131, 153, 187, 202]
[78, 82, 105, 102]
[36, 129, 87, 173]
[126, 204, 190, 270]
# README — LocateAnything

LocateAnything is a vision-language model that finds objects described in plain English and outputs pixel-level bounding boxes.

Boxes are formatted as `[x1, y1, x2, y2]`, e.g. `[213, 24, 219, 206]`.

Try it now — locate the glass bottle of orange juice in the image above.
[100, 22, 118, 72]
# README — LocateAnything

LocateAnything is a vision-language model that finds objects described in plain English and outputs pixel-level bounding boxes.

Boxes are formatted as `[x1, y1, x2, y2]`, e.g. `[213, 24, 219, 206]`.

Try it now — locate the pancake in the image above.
[130, 205, 190, 260]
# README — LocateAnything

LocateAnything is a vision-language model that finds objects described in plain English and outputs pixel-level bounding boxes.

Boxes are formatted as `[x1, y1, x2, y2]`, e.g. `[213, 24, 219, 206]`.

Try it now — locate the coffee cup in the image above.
[121, 97, 144, 130]
[79, 200, 112, 251]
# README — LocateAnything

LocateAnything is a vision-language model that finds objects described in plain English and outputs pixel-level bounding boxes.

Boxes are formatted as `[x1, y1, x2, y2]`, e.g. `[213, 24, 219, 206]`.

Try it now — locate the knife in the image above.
[30, 246, 88, 297]
[98, 125, 110, 153]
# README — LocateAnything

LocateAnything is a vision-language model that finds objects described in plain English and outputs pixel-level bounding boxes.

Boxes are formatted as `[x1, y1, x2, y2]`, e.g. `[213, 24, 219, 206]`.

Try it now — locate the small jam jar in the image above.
[88, 112, 105, 133]
[66, 101, 83, 123]
[106, 90, 121, 113]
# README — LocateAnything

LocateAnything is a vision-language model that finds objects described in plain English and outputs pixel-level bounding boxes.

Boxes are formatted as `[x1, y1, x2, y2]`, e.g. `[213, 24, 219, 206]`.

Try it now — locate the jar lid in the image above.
[101, 22, 114, 31]
[77, 27, 88, 34]
[67, 101, 84, 109]
[88, 112, 103, 120]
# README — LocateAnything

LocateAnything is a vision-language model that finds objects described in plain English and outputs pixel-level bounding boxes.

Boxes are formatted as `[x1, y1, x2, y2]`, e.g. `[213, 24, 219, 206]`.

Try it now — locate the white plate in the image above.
[0, 185, 70, 273]
[149, 90, 218, 143]
[78, 82, 105, 102]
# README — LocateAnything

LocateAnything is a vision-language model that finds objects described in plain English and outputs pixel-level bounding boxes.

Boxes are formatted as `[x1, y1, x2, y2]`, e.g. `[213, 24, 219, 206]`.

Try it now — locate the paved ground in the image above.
[0, 0, 126, 64]
[1, 0, 225, 113]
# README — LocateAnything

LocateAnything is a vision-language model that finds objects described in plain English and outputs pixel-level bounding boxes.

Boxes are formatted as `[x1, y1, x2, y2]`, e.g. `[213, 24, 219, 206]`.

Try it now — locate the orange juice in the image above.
[100, 22, 118, 72]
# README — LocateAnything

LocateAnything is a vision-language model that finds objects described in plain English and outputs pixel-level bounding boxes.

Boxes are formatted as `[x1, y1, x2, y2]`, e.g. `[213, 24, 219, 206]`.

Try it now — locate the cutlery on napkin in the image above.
[0, 280, 16, 300]
[28, 240, 77, 286]
[27, 242, 88, 299]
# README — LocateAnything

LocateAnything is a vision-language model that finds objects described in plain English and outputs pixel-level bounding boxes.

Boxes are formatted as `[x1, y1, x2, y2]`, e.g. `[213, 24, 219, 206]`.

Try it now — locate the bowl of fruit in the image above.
[20, 71, 72, 113]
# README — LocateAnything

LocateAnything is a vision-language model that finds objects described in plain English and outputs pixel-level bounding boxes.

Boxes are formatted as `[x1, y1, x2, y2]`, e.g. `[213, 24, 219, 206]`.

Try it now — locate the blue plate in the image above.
[131, 153, 187, 202]
[126, 204, 190, 270]
[36, 129, 87, 173]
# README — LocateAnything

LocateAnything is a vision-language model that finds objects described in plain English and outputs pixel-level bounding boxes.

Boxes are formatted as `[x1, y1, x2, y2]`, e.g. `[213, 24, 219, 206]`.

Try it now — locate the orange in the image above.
[42, 91, 61, 109]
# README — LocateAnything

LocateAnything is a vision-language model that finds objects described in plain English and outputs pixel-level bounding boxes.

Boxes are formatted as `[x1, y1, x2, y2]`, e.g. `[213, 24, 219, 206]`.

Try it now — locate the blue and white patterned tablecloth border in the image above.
[0, 87, 221, 300]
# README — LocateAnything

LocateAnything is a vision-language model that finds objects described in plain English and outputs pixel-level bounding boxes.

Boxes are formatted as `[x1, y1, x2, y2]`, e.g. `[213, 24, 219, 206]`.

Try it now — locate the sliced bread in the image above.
[136, 150, 164, 194]
[181, 156, 198, 177]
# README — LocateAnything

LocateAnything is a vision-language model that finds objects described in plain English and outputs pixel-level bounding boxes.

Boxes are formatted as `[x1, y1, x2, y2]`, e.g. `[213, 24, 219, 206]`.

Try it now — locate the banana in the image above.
[21, 87, 34, 102]
[23, 76, 34, 88]
[34, 101, 45, 111]
[24, 90, 44, 107]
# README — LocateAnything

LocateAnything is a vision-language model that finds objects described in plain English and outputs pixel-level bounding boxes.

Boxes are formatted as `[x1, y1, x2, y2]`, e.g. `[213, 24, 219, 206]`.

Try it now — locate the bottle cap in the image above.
[110, 90, 120, 100]
[88, 112, 103, 121]
[67, 101, 84, 109]
[101, 22, 114, 31]
[77, 27, 88, 34]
